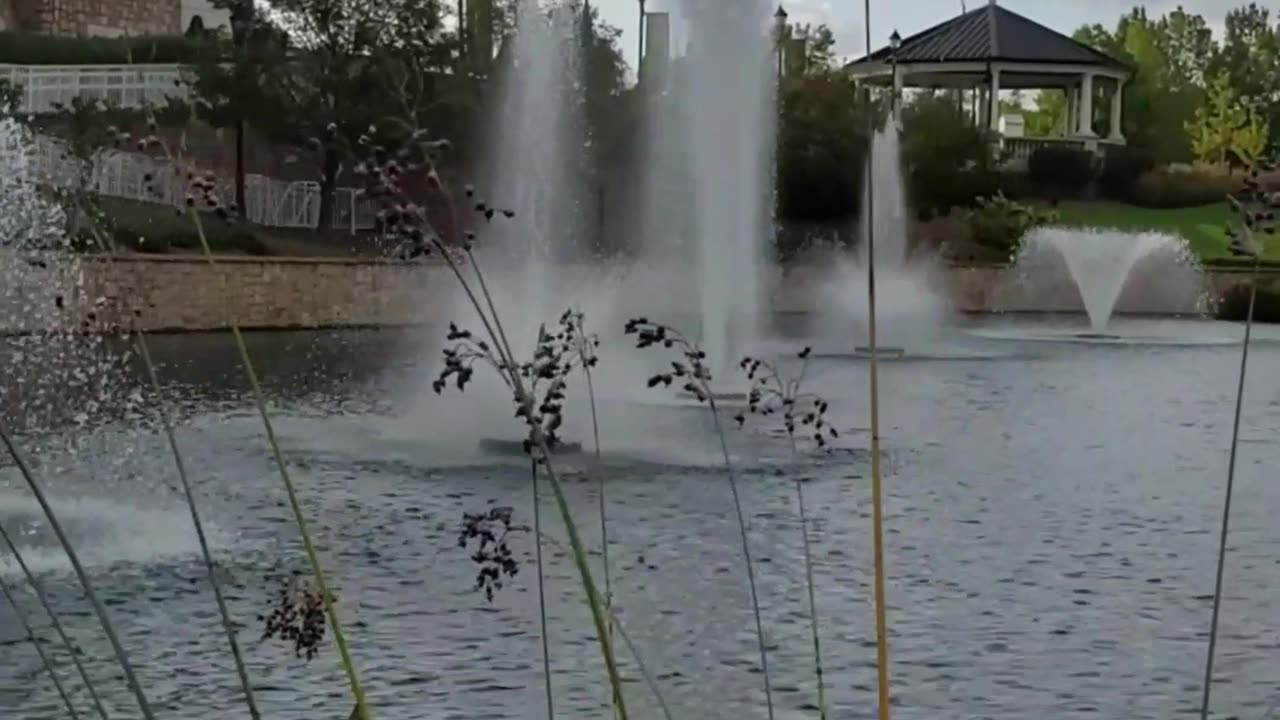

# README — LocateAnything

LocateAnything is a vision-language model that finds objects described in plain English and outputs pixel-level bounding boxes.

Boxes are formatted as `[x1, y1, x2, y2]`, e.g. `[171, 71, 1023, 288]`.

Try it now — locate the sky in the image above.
[592, 0, 1236, 66]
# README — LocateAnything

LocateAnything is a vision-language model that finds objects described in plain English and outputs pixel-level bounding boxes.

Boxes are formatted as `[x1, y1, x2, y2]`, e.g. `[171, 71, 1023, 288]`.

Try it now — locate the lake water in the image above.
[3, 316, 1280, 720]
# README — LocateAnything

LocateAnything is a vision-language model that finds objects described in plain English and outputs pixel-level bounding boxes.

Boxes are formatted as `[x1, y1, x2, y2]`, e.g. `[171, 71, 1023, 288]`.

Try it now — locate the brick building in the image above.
[0, 0, 184, 37]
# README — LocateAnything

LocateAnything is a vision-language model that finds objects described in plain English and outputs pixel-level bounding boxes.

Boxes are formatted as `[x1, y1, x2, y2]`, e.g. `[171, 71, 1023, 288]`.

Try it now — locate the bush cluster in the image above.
[1027, 145, 1096, 195]
[1216, 282, 1280, 323]
[966, 192, 1057, 257]
[1124, 167, 1238, 209]
[75, 200, 268, 255]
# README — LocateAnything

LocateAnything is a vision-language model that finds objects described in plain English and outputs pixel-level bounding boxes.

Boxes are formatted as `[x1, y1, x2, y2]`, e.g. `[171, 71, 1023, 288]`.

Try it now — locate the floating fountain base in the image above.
[852, 346, 907, 359]
[477, 438, 583, 456]
[676, 390, 750, 403]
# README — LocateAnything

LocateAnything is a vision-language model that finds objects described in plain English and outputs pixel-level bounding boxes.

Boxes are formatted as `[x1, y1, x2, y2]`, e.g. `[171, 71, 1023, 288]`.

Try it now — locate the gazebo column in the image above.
[1108, 78, 1125, 141]
[1077, 71, 1096, 137]
[988, 67, 1001, 131]
[1065, 85, 1076, 137]
[891, 64, 905, 123]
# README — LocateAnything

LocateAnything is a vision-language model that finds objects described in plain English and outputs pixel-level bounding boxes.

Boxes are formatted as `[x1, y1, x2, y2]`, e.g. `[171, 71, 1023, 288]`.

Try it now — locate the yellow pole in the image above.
[863, 2, 892, 719]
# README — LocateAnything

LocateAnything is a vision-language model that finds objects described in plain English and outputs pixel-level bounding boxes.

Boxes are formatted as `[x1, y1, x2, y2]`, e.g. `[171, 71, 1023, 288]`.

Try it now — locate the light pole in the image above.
[774, 5, 788, 82]
[637, 0, 646, 87]
[889, 30, 902, 123]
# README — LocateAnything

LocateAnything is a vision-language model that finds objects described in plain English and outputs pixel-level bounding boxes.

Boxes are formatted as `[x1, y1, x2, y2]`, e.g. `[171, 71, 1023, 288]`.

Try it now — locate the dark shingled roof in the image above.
[849, 3, 1130, 70]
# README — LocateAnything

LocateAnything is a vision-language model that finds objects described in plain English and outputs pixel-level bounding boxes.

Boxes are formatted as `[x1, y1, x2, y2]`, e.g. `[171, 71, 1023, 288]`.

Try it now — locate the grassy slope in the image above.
[1051, 201, 1280, 262]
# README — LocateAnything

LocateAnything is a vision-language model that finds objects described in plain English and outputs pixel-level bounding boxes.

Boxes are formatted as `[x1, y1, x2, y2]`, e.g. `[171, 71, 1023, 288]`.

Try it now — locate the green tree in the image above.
[231, 0, 454, 229]
[775, 38, 865, 225]
[1187, 70, 1252, 166]
[1210, 3, 1280, 144]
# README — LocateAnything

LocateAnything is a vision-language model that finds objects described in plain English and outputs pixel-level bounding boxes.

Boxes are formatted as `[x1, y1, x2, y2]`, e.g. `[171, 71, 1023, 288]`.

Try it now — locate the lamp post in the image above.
[637, 0, 646, 87]
[774, 5, 788, 82]
[889, 29, 902, 123]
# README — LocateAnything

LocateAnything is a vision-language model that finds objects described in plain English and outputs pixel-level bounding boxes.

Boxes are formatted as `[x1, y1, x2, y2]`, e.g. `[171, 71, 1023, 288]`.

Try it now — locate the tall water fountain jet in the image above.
[476, 0, 588, 337]
[812, 123, 949, 355]
[1001, 227, 1210, 333]
[630, 0, 775, 375]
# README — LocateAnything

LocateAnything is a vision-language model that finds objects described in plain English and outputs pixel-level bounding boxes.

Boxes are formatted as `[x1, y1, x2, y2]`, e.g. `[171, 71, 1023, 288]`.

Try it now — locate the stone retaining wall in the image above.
[3, 254, 1279, 334]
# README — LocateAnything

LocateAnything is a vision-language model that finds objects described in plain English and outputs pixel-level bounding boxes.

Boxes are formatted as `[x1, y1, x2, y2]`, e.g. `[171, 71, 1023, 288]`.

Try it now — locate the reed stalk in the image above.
[0, 427, 157, 720]
[0, 569, 80, 720]
[626, 322, 774, 719]
[79, 209, 260, 720]
[863, 2, 892, 718]
[432, 246, 628, 719]
[1199, 257, 1260, 720]
[0, 521, 109, 720]
[186, 209, 370, 720]
[530, 457, 555, 719]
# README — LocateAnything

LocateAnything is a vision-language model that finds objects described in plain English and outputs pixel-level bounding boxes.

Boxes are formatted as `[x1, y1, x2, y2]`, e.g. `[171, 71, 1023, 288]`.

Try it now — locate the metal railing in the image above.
[0, 64, 190, 114]
[29, 133, 378, 231]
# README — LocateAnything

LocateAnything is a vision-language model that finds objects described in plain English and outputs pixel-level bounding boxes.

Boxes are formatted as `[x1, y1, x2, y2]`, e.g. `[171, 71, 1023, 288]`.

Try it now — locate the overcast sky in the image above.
[593, 0, 1236, 65]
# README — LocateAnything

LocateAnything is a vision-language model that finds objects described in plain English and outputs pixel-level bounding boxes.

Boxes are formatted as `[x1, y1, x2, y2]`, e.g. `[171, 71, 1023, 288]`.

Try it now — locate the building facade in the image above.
[2, 0, 181, 37]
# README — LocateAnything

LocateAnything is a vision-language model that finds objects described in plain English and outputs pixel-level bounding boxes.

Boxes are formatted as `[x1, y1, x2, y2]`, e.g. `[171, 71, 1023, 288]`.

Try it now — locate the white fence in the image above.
[0, 64, 378, 231]
[0, 64, 190, 114]
[30, 133, 378, 231]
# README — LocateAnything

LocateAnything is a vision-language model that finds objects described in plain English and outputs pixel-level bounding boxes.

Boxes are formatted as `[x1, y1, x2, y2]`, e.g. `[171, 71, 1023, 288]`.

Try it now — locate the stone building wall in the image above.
[2, 256, 1280, 334]
[12, 0, 180, 37]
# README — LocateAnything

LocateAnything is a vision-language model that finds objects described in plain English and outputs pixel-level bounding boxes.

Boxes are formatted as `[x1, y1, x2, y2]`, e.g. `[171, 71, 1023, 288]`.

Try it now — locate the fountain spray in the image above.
[863, 2, 892, 720]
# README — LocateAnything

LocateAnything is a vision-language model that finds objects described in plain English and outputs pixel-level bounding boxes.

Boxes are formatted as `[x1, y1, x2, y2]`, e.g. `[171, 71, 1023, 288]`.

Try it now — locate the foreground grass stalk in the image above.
[0, 428, 157, 720]
[863, 6, 893, 718]
[79, 214, 261, 720]
[433, 248, 628, 719]
[0, 523, 109, 720]
[581, 362, 619, 720]
[705, 396, 775, 720]
[530, 458, 556, 719]
[0, 568, 81, 720]
[187, 211, 370, 720]
[134, 338, 262, 720]
[797, 480, 827, 720]
[1200, 260, 1259, 720]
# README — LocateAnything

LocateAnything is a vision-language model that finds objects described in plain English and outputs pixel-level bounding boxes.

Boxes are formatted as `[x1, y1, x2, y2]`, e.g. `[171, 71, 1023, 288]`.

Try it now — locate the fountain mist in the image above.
[1003, 227, 1209, 332]
[630, 0, 775, 374]
[813, 124, 949, 353]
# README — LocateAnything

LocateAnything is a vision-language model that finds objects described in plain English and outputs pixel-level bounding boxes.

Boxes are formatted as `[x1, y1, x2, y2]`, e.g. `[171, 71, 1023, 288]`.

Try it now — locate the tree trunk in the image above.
[235, 118, 246, 219]
[317, 152, 340, 235]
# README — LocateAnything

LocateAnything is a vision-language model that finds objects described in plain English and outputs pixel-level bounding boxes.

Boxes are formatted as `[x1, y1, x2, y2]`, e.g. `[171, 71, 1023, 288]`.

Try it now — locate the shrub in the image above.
[1028, 145, 1095, 195]
[1127, 167, 1237, 209]
[78, 199, 269, 255]
[0, 31, 213, 65]
[776, 72, 866, 222]
[1216, 282, 1280, 323]
[900, 93, 997, 218]
[966, 192, 1057, 257]
[1098, 146, 1156, 200]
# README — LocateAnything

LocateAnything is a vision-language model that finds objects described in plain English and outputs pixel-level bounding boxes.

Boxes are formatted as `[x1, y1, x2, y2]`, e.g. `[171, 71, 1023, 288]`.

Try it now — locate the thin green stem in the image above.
[0, 427, 157, 720]
[531, 458, 556, 720]
[433, 248, 627, 719]
[704, 395, 774, 720]
[135, 337, 261, 720]
[582, 362, 617, 719]
[0, 567, 81, 720]
[187, 209, 369, 720]
[80, 205, 259, 720]
[1200, 259, 1260, 720]
[0, 522, 109, 720]
[796, 480, 827, 720]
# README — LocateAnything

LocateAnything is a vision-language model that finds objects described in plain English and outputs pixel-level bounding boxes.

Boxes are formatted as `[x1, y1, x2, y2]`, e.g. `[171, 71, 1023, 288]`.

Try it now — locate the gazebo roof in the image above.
[848, 2, 1130, 71]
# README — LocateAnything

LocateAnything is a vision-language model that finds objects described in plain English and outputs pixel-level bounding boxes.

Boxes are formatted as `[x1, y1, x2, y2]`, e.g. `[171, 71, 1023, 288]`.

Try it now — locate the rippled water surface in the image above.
[3, 317, 1280, 720]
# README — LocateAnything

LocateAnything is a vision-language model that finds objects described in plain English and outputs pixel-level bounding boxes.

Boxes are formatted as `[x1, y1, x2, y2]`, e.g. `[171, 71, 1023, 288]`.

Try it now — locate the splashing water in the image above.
[812, 123, 949, 352]
[629, 0, 775, 374]
[1006, 228, 1209, 332]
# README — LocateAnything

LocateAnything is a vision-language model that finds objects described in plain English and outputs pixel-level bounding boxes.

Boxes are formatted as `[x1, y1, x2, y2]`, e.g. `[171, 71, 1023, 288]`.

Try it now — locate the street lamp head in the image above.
[889, 30, 902, 52]
[774, 5, 788, 22]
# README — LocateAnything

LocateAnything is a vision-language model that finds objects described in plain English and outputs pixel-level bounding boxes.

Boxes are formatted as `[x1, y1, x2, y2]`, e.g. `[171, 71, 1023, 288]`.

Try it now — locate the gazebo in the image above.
[845, 0, 1133, 165]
